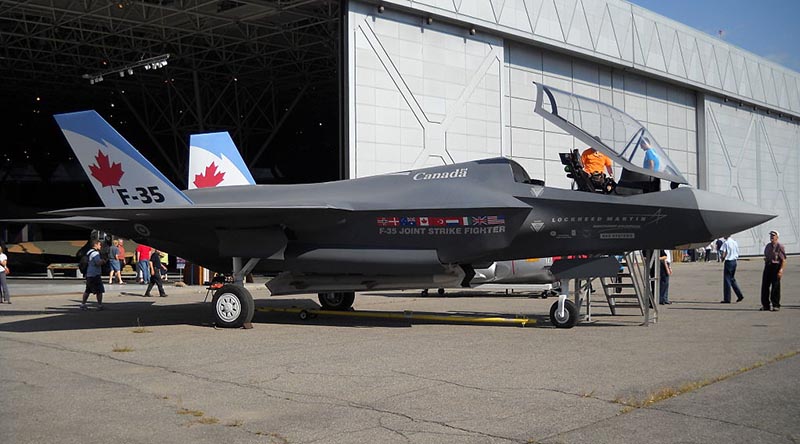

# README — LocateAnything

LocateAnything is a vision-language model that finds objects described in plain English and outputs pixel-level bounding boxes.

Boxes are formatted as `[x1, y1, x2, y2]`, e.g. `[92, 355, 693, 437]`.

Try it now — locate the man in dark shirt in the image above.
[760, 230, 786, 311]
[144, 249, 168, 298]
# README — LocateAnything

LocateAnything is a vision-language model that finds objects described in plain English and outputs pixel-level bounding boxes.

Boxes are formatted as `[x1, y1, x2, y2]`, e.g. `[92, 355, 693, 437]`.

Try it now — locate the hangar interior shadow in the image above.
[0, 0, 344, 242]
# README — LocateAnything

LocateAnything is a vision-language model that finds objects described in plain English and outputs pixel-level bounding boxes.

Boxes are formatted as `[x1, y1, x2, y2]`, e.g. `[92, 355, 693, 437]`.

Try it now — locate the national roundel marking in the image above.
[134, 224, 151, 237]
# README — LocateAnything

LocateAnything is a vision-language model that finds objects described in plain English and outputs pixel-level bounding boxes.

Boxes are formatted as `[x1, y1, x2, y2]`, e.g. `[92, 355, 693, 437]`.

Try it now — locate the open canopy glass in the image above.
[533, 82, 688, 185]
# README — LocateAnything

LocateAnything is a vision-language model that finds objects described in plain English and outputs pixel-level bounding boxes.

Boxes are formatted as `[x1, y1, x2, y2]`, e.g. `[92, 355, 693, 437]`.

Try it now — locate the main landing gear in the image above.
[211, 285, 255, 328]
[210, 256, 260, 328]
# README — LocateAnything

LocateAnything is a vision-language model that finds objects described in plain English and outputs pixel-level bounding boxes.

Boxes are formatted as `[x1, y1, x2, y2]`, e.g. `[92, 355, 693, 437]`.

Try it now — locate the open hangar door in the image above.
[0, 0, 344, 237]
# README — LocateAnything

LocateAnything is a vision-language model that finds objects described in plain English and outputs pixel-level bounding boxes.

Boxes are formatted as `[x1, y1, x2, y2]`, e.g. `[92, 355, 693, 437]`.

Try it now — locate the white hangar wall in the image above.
[364, 0, 800, 116]
[348, 4, 505, 177]
[347, 1, 800, 255]
[702, 97, 800, 254]
[347, 2, 696, 184]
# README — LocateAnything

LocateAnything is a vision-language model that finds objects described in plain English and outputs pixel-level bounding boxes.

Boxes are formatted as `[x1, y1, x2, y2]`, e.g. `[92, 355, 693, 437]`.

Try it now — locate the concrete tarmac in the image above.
[0, 258, 798, 443]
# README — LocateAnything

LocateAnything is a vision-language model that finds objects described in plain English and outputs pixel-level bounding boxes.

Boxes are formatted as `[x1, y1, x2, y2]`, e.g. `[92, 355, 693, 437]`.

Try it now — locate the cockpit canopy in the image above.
[533, 82, 688, 185]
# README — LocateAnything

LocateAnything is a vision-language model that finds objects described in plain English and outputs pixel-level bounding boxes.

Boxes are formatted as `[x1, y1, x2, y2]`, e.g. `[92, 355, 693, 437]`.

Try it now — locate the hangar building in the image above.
[1, 0, 798, 256]
[346, 0, 800, 256]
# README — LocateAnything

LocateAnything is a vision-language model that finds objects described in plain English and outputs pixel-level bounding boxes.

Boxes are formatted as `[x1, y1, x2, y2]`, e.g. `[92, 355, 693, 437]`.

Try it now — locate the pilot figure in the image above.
[580, 147, 613, 178]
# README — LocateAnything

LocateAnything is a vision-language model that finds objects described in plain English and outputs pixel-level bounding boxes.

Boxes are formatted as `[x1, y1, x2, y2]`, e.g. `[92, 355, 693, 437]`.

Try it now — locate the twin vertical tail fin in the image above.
[53, 111, 192, 207]
[188, 132, 255, 189]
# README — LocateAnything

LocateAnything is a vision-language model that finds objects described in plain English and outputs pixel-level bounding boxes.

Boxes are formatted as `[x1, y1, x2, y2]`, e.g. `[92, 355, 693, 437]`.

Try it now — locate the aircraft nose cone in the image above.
[692, 189, 777, 237]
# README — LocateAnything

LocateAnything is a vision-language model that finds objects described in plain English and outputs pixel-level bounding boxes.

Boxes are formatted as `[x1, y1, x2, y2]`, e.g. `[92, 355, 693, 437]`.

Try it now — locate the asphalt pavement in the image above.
[1, 258, 798, 443]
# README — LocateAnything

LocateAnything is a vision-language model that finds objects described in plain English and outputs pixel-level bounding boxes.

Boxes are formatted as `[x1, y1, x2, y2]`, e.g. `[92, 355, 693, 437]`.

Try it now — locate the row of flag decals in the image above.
[376, 216, 505, 227]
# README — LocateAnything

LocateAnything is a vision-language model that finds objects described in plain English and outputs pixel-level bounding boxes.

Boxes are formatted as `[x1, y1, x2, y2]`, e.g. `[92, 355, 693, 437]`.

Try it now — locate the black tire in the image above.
[299, 310, 309, 320]
[437, 288, 446, 296]
[211, 285, 255, 328]
[549, 299, 578, 329]
[318, 291, 355, 310]
[421, 289, 429, 297]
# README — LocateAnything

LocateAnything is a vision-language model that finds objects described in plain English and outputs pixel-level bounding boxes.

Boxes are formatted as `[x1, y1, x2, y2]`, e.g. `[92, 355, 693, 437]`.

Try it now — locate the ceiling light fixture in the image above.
[81, 53, 170, 85]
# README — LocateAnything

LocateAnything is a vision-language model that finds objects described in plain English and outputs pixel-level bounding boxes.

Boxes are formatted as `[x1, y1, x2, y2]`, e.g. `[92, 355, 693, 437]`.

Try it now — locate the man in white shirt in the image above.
[659, 250, 672, 305]
[719, 235, 745, 304]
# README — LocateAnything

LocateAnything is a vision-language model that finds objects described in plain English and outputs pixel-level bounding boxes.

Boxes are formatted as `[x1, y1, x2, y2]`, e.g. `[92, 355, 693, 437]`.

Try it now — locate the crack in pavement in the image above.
[339, 400, 525, 443]
[533, 353, 800, 443]
[391, 369, 503, 392]
[2, 335, 524, 442]
[378, 416, 413, 443]
[649, 405, 797, 441]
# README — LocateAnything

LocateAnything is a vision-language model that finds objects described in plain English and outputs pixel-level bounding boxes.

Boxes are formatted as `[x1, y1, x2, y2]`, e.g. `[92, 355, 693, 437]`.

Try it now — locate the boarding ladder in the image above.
[598, 251, 658, 325]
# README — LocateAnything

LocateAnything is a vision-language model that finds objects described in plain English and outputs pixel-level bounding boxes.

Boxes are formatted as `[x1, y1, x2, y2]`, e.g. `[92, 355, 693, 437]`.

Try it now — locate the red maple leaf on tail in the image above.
[89, 150, 124, 187]
[194, 162, 225, 188]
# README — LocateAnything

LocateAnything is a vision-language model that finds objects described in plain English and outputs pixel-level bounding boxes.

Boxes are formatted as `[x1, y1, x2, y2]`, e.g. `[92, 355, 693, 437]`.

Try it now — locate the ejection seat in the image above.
[559, 149, 616, 194]
[613, 169, 661, 195]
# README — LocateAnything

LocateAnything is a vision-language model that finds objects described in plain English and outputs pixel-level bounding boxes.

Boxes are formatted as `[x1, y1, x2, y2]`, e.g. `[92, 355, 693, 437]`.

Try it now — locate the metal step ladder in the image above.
[599, 251, 658, 325]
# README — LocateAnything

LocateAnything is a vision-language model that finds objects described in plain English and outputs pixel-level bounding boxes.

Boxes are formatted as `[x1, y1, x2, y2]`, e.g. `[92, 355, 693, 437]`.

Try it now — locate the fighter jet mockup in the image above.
[187, 131, 566, 298]
[15, 83, 774, 328]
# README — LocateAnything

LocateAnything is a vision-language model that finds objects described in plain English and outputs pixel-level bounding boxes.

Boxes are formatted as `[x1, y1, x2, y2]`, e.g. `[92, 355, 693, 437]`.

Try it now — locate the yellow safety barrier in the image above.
[256, 306, 534, 326]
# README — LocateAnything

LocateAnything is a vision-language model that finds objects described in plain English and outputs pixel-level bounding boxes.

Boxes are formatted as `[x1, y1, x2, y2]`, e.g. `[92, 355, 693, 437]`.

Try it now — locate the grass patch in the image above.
[189, 417, 219, 425]
[616, 350, 799, 413]
[131, 317, 152, 334]
[254, 432, 289, 443]
[225, 419, 244, 427]
[112, 345, 134, 353]
[177, 408, 204, 417]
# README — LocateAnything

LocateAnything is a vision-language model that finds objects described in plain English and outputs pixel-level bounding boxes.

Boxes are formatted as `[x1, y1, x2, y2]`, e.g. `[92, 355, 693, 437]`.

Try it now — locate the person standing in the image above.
[135, 243, 152, 285]
[158, 251, 170, 282]
[117, 239, 127, 283]
[0, 245, 10, 304]
[760, 230, 786, 312]
[144, 248, 168, 298]
[659, 250, 672, 305]
[715, 238, 724, 262]
[108, 239, 123, 284]
[719, 235, 745, 304]
[81, 239, 106, 311]
[640, 137, 660, 170]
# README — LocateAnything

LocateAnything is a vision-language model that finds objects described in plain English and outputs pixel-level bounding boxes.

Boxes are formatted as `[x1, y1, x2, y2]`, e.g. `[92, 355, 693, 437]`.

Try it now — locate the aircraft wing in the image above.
[42, 205, 353, 227]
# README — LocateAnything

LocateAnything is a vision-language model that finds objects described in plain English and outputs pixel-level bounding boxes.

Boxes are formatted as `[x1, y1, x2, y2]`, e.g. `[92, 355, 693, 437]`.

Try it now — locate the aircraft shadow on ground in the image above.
[0, 297, 566, 332]
[257, 308, 553, 329]
[0, 294, 657, 332]
[666, 305, 773, 312]
[0, 300, 213, 333]
[365, 291, 548, 299]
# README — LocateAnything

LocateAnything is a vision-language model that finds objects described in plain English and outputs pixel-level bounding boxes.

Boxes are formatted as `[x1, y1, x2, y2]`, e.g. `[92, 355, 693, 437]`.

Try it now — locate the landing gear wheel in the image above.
[318, 291, 355, 310]
[299, 310, 309, 320]
[421, 289, 429, 297]
[212, 285, 255, 328]
[437, 288, 446, 296]
[549, 299, 578, 329]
